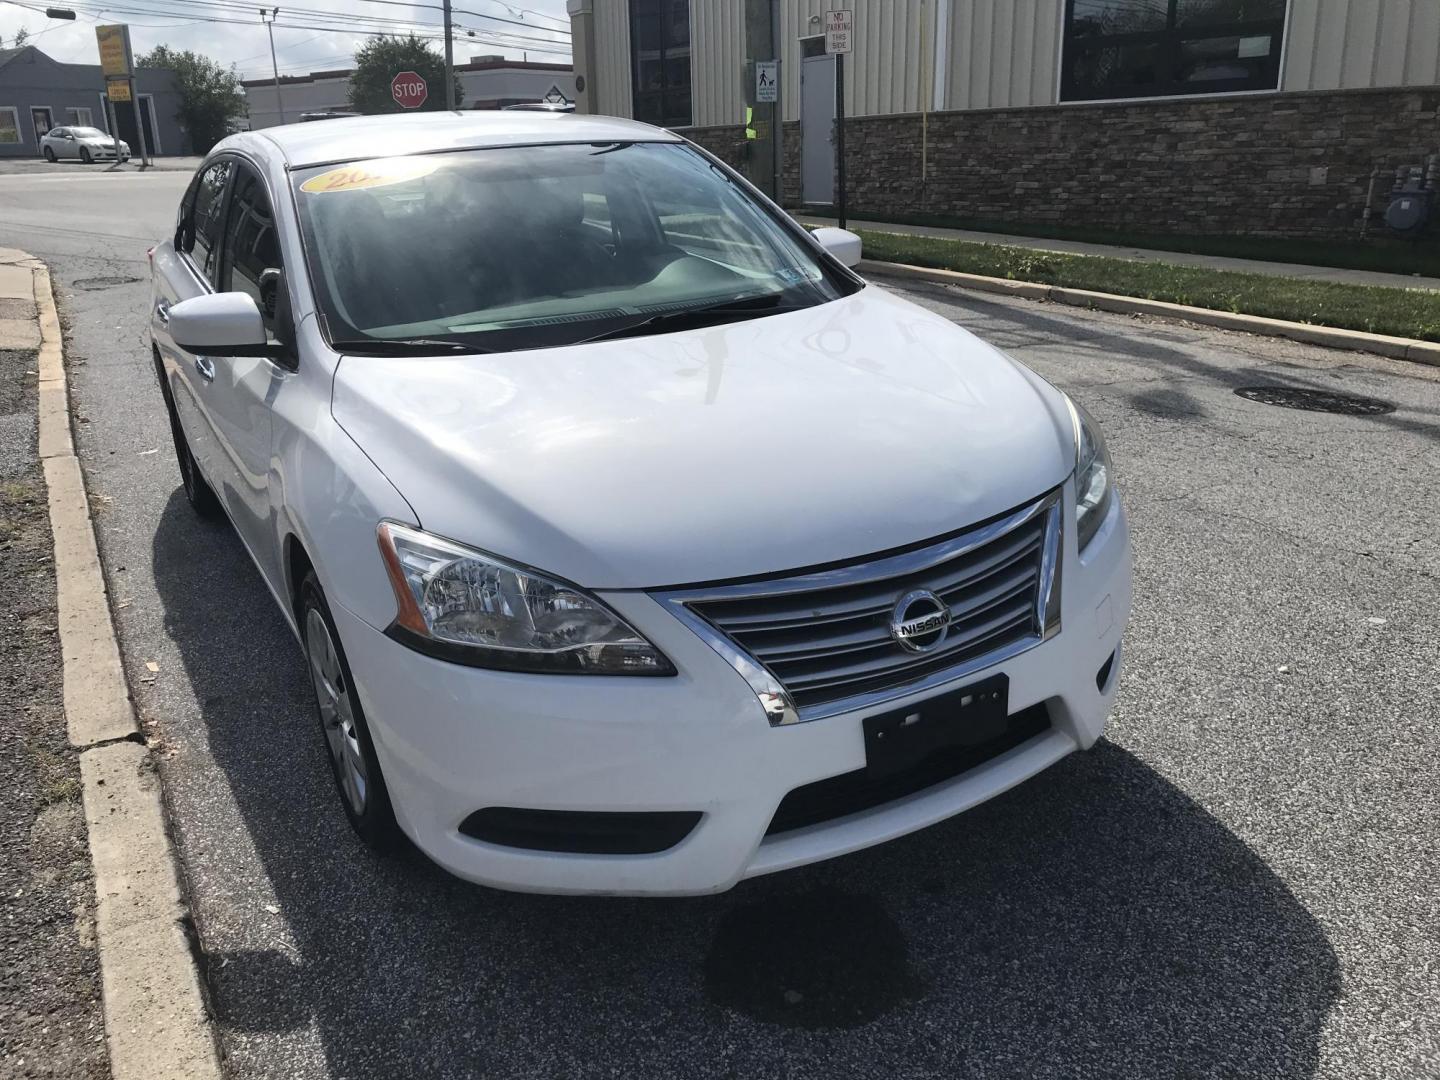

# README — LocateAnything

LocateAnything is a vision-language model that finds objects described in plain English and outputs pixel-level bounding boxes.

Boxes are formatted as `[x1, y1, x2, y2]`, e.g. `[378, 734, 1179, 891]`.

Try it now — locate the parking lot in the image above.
[3, 166, 1437, 1079]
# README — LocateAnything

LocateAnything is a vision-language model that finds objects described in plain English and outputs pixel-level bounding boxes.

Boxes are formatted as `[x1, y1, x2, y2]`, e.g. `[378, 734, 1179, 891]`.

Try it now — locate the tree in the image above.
[349, 35, 464, 114]
[12, 27, 30, 47]
[136, 46, 246, 155]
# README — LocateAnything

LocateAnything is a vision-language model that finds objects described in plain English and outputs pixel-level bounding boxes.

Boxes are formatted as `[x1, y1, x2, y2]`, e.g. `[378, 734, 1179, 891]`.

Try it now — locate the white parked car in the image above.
[41, 125, 130, 163]
[149, 112, 1131, 895]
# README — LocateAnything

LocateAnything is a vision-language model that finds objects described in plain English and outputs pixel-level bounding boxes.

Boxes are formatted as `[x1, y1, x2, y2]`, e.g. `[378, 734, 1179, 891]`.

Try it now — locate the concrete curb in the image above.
[859, 259, 1440, 367]
[26, 256, 225, 1080]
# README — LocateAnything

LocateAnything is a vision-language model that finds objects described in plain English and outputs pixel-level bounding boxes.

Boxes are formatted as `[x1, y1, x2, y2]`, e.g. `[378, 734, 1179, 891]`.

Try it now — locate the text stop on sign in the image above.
[391, 70, 429, 109]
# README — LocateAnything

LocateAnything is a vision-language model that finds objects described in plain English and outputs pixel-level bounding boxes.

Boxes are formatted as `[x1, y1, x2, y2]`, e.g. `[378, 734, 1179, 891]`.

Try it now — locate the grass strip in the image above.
[804, 209, 1440, 279]
[856, 230, 1440, 343]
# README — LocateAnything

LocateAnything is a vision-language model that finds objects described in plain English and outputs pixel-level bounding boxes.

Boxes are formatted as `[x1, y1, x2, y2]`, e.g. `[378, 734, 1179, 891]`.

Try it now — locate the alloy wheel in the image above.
[306, 607, 369, 816]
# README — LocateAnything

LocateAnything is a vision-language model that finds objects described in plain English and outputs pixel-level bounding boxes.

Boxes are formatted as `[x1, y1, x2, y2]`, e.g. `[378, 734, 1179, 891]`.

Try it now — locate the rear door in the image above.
[155, 156, 232, 493]
[200, 160, 288, 580]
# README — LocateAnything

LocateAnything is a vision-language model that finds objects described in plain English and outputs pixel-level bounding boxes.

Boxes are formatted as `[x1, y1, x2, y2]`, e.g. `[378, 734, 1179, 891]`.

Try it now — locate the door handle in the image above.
[155, 300, 169, 324]
[194, 355, 215, 382]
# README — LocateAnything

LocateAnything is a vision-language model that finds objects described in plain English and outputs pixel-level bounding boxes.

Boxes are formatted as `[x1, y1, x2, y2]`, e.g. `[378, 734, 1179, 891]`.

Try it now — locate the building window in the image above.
[1061, 0, 1287, 102]
[66, 106, 93, 126]
[630, 0, 691, 127]
[0, 107, 20, 144]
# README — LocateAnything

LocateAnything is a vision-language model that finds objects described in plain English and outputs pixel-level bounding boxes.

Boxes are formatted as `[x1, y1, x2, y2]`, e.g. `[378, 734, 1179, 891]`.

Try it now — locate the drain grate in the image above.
[1234, 385, 1395, 416]
[72, 276, 141, 291]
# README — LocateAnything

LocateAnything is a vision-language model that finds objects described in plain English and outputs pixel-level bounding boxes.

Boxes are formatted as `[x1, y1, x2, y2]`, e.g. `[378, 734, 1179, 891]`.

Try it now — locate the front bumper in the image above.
[334, 489, 1132, 896]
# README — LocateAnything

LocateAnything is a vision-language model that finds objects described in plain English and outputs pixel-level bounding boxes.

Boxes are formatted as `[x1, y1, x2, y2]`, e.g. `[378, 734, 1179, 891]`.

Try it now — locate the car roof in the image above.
[238, 111, 682, 169]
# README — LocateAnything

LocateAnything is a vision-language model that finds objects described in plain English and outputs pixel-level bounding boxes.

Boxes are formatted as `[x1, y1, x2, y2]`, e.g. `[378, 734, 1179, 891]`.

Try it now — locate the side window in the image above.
[179, 160, 233, 284]
[218, 165, 283, 334]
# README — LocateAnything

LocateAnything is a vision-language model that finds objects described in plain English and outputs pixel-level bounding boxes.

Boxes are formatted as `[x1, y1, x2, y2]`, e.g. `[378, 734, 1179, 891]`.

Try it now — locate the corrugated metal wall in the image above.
[588, 0, 934, 126]
[594, 0, 632, 117]
[1283, 0, 1440, 90]
[580, 0, 1440, 127]
[778, 0, 932, 121]
[692, 1, 745, 126]
[944, 0, 1061, 110]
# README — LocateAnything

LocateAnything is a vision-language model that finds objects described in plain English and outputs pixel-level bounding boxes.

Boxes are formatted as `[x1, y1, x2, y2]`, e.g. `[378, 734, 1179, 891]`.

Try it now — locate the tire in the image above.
[300, 571, 400, 850]
[80, 147, 92, 164]
[159, 380, 221, 518]
[42, 146, 55, 162]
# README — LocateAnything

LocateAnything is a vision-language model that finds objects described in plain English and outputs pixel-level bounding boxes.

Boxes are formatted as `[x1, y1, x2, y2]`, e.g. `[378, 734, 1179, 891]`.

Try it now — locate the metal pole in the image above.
[263, 8, 285, 124]
[128, 77, 150, 167]
[769, 0, 781, 203]
[836, 52, 846, 230]
[442, 0, 456, 110]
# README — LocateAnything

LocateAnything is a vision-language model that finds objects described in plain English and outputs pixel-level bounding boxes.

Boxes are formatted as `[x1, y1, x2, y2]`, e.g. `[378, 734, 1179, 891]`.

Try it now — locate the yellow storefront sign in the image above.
[106, 80, 132, 103]
[96, 24, 132, 78]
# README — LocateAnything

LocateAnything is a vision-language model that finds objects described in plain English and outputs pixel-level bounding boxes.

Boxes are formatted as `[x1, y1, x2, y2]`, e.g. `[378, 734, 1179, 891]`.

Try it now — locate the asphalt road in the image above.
[3, 167, 1437, 1080]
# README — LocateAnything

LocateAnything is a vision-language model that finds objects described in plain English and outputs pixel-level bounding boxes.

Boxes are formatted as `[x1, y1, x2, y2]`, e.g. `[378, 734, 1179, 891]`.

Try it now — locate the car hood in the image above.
[331, 285, 1075, 589]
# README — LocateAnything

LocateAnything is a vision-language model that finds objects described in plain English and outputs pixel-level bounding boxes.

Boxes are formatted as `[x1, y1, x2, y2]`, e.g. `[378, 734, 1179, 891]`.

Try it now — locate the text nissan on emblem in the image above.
[890, 589, 952, 653]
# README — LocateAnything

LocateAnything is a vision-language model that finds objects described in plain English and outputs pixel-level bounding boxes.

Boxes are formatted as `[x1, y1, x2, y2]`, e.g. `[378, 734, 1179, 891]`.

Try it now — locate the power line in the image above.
[28, 2, 571, 55]
[52, 0, 569, 47]
[162, 0, 568, 35]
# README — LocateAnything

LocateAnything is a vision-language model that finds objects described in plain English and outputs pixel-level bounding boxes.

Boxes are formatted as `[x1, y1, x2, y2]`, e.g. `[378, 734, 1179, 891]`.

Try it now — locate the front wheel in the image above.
[79, 147, 92, 164]
[301, 572, 399, 849]
[42, 146, 55, 162]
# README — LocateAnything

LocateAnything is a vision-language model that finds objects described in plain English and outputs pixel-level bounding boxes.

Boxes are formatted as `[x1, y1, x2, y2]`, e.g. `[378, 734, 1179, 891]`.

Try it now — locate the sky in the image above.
[0, 0, 572, 81]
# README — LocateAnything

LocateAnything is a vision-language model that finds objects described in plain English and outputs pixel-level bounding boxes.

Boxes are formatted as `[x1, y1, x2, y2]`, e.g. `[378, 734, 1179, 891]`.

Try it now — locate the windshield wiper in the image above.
[572, 292, 796, 345]
[329, 337, 493, 356]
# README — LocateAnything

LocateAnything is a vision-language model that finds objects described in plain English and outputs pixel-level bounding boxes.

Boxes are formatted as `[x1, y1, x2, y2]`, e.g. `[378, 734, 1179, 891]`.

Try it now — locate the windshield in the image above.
[71, 127, 107, 139]
[292, 142, 857, 353]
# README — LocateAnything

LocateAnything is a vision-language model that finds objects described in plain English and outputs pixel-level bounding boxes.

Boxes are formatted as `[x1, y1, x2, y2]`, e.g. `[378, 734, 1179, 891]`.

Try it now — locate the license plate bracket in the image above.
[863, 674, 1010, 778]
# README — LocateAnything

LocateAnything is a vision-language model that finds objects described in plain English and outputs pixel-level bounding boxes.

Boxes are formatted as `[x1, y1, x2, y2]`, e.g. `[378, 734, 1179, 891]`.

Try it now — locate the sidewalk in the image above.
[0, 248, 221, 1080]
[0, 156, 202, 177]
[796, 215, 1440, 292]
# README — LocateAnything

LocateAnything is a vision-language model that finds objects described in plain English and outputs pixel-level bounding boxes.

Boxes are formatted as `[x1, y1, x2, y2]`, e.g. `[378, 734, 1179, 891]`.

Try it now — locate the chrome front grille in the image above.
[656, 490, 1062, 724]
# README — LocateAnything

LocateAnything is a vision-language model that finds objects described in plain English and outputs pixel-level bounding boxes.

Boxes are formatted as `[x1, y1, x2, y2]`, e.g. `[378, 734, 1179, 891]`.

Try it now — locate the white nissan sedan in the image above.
[149, 113, 1131, 895]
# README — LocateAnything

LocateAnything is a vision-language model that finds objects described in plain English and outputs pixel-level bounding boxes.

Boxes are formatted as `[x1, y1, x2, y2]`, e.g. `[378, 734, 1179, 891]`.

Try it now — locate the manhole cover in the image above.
[1233, 385, 1395, 416]
[72, 276, 141, 290]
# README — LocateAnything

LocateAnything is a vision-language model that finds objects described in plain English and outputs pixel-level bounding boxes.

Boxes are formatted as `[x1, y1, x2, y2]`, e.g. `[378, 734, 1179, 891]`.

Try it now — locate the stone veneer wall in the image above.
[682, 121, 803, 206]
[685, 87, 1440, 240]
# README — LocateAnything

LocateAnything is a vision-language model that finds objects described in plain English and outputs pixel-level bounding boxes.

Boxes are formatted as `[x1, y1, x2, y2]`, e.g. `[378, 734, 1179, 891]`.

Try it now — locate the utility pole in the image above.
[261, 7, 284, 125]
[742, 0, 779, 202]
[442, 0, 456, 109]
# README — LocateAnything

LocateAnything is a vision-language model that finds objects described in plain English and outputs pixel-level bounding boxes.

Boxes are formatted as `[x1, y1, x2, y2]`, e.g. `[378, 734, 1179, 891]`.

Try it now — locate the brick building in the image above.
[242, 57, 577, 129]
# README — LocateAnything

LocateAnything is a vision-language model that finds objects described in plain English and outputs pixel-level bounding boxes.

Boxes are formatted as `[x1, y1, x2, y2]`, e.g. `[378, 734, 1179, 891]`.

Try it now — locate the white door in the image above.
[801, 54, 836, 206]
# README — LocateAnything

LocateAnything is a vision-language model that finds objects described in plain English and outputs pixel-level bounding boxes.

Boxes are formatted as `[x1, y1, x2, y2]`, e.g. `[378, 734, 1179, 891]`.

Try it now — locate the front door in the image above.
[801, 54, 836, 205]
[30, 107, 53, 144]
[111, 99, 156, 156]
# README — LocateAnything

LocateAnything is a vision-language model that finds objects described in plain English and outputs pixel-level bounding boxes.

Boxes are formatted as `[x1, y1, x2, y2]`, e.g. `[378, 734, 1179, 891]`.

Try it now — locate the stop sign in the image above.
[391, 70, 428, 110]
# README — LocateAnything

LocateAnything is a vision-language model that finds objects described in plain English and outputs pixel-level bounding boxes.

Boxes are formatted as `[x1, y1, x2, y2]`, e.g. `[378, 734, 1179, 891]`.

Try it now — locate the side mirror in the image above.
[169, 292, 277, 358]
[812, 227, 862, 268]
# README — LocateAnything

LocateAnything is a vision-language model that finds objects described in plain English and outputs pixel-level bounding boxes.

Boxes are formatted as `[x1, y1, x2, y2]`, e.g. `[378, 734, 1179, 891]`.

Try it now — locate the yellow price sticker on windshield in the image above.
[300, 156, 441, 194]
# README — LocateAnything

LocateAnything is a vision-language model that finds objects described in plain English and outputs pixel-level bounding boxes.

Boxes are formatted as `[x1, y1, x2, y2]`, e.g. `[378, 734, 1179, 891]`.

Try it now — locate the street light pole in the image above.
[261, 7, 285, 125]
[442, 0, 456, 110]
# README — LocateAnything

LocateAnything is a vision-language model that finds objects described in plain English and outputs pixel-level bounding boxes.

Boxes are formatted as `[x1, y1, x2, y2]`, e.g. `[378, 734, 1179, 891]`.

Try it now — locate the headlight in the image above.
[376, 522, 675, 675]
[1065, 396, 1113, 551]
